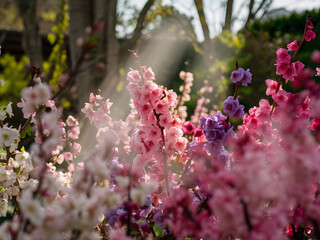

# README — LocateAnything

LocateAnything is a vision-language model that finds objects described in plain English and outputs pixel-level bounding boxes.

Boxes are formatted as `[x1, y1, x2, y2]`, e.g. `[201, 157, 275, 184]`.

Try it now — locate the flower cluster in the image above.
[275, 48, 305, 81]
[177, 71, 194, 122]
[0, 14, 320, 240]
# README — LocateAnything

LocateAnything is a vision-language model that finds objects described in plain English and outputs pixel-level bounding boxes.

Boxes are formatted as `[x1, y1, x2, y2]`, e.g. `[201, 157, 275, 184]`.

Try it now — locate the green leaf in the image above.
[20, 124, 31, 139]
[153, 223, 164, 237]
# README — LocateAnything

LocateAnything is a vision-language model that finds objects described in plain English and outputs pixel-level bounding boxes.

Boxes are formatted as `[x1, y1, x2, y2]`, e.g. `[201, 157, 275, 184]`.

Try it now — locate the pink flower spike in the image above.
[287, 40, 299, 51]
[316, 68, 320, 77]
[304, 29, 316, 42]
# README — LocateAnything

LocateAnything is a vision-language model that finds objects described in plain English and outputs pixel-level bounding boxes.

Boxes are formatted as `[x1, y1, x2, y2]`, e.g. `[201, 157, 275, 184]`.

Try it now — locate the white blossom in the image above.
[0, 126, 19, 147]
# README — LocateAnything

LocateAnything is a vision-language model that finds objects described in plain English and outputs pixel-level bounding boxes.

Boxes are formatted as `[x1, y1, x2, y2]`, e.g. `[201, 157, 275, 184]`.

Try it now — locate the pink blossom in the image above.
[73, 142, 82, 153]
[276, 62, 290, 75]
[304, 29, 316, 42]
[68, 126, 80, 140]
[45, 100, 57, 111]
[127, 70, 141, 84]
[66, 115, 78, 127]
[182, 121, 195, 134]
[282, 65, 295, 81]
[292, 61, 304, 74]
[276, 48, 291, 63]
[141, 66, 155, 81]
[63, 152, 73, 161]
[265, 79, 282, 96]
[287, 40, 299, 51]
[311, 50, 320, 63]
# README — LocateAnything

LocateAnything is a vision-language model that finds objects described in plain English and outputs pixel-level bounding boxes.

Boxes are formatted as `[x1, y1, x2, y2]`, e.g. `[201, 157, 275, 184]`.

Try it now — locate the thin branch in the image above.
[124, 0, 155, 51]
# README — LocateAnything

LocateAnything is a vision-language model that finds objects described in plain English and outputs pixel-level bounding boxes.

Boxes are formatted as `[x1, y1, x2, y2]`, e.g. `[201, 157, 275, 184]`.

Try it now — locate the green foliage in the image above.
[0, 4, 23, 30]
[0, 54, 29, 106]
[153, 223, 164, 237]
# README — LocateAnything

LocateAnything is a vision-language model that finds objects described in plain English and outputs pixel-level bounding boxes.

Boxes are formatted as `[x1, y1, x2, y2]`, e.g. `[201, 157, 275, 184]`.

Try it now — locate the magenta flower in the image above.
[276, 48, 291, 63]
[287, 40, 299, 51]
[182, 121, 195, 134]
[193, 127, 204, 138]
[304, 29, 316, 42]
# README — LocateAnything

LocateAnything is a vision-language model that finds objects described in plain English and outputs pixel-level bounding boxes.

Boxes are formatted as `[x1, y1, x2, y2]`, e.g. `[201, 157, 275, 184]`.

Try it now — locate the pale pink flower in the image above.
[141, 66, 155, 81]
[45, 99, 57, 111]
[68, 126, 80, 140]
[127, 70, 141, 84]
[66, 115, 78, 127]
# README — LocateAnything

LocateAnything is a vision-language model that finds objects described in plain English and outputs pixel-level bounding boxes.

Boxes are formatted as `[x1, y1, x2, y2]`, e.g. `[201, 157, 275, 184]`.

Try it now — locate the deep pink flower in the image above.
[183, 121, 195, 134]
[287, 40, 299, 51]
[276, 61, 290, 75]
[194, 127, 204, 138]
[276, 48, 291, 63]
[292, 61, 304, 74]
[311, 118, 320, 131]
[282, 65, 295, 81]
[304, 29, 316, 42]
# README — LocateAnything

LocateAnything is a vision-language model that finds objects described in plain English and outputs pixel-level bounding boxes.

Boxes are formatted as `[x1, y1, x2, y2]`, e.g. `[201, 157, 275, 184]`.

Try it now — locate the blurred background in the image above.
[0, 0, 320, 128]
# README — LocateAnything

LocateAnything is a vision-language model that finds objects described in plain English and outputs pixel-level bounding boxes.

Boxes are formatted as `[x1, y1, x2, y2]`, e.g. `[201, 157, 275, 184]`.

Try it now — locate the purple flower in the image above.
[199, 116, 207, 129]
[154, 206, 167, 228]
[105, 207, 127, 228]
[222, 96, 245, 120]
[200, 111, 232, 142]
[230, 68, 252, 86]
[231, 68, 244, 83]
[216, 149, 231, 168]
[205, 128, 225, 142]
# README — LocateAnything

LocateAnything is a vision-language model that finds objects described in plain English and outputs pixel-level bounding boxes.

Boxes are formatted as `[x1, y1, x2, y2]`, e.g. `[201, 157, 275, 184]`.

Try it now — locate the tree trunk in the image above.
[68, 0, 94, 108]
[223, 0, 234, 31]
[15, 0, 43, 67]
[194, 0, 211, 69]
